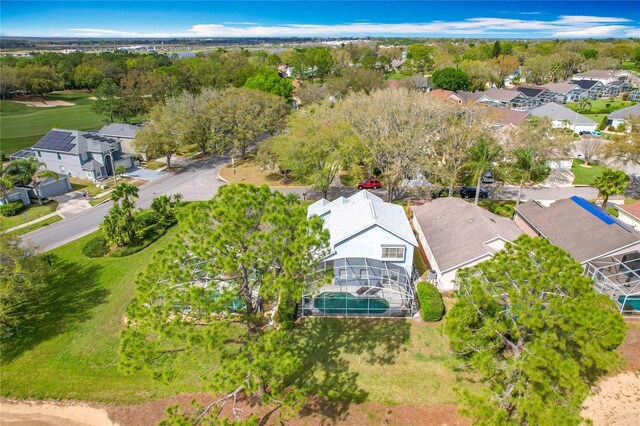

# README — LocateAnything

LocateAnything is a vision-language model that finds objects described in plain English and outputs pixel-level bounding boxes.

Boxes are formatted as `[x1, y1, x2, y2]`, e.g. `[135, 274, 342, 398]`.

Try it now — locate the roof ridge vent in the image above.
[369, 200, 376, 219]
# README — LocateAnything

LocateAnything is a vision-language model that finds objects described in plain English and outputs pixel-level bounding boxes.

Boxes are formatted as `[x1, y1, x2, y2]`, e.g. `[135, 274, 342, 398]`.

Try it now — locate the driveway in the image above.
[51, 191, 91, 219]
[126, 167, 165, 181]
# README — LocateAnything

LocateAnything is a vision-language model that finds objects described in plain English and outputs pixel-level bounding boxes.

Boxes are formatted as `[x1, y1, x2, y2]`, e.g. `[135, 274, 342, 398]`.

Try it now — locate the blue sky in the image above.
[1, 1, 639, 38]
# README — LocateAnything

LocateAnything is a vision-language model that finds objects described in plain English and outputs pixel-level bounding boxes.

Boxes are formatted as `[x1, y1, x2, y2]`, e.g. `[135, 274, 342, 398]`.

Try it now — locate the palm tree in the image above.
[513, 147, 534, 207]
[466, 138, 502, 206]
[1, 158, 58, 204]
[110, 183, 139, 244]
[593, 169, 629, 209]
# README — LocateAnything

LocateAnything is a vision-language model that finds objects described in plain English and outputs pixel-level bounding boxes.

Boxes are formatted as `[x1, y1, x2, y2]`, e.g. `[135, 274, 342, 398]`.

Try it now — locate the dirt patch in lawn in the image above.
[582, 372, 640, 426]
[1, 395, 468, 426]
[10, 95, 75, 107]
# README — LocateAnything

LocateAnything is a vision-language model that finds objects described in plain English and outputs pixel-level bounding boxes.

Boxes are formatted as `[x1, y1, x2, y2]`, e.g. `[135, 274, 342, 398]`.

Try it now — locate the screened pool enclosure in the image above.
[586, 250, 640, 316]
[302, 258, 416, 317]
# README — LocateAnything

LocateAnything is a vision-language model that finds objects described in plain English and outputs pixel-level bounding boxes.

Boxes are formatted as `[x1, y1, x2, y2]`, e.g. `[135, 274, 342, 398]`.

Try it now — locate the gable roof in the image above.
[516, 197, 640, 263]
[515, 85, 548, 98]
[456, 90, 484, 102]
[571, 79, 602, 90]
[34, 129, 118, 155]
[608, 103, 640, 120]
[412, 197, 523, 272]
[488, 107, 532, 127]
[308, 190, 417, 250]
[479, 88, 525, 103]
[542, 82, 580, 94]
[529, 102, 597, 125]
[99, 123, 140, 139]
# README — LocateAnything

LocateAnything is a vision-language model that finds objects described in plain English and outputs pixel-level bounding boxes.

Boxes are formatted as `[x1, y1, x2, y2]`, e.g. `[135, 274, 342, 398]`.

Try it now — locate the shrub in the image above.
[274, 298, 298, 330]
[135, 210, 159, 228]
[82, 236, 109, 258]
[599, 115, 609, 131]
[0, 201, 25, 217]
[416, 281, 445, 322]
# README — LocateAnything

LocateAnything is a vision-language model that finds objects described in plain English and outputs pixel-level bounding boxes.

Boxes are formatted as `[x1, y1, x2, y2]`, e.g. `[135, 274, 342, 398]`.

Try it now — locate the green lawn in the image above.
[571, 159, 605, 185]
[7, 215, 62, 236]
[566, 98, 637, 115]
[0, 201, 58, 229]
[0, 91, 107, 155]
[0, 226, 476, 407]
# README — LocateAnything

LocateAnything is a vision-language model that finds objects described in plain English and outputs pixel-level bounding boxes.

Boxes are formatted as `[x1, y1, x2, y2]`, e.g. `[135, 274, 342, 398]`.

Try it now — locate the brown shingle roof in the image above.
[412, 197, 523, 272]
[618, 202, 640, 220]
[516, 198, 640, 263]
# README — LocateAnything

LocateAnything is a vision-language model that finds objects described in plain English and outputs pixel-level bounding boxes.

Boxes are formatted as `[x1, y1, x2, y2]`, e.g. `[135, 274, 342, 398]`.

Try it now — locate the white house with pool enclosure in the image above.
[303, 190, 418, 317]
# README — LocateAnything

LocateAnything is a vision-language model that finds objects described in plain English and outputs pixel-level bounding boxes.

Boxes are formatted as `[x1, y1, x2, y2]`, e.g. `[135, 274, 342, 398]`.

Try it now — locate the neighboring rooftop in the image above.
[99, 123, 141, 139]
[516, 197, 640, 263]
[542, 82, 580, 94]
[608, 103, 640, 120]
[529, 102, 597, 125]
[412, 197, 523, 272]
[488, 106, 532, 127]
[478, 88, 524, 102]
[307, 190, 417, 250]
[456, 90, 484, 102]
[572, 79, 601, 90]
[515, 85, 548, 98]
[617, 202, 640, 220]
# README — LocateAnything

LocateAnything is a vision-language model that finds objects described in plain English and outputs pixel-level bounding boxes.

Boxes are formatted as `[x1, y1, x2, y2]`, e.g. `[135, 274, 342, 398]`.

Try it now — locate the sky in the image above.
[1, 1, 639, 39]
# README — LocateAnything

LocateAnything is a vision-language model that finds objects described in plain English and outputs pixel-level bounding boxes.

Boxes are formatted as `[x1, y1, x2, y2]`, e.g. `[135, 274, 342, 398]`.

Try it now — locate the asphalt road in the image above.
[21, 153, 601, 252]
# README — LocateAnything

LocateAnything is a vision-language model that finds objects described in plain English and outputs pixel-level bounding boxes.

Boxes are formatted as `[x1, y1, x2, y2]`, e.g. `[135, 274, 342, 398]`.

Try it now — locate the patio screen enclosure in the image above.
[586, 250, 640, 316]
[302, 257, 415, 317]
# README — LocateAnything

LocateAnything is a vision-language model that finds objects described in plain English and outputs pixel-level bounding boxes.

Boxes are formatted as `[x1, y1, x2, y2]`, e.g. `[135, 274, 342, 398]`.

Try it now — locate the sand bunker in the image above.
[10, 96, 74, 107]
[582, 371, 640, 426]
[0, 399, 116, 426]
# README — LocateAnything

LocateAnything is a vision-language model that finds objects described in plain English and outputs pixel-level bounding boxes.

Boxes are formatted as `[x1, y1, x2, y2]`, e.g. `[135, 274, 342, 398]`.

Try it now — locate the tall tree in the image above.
[133, 97, 185, 168]
[593, 169, 629, 209]
[446, 236, 625, 425]
[490, 55, 520, 88]
[342, 88, 438, 201]
[73, 65, 104, 91]
[211, 87, 290, 159]
[0, 232, 52, 337]
[244, 68, 294, 99]
[264, 105, 357, 198]
[430, 67, 470, 91]
[601, 116, 640, 167]
[3, 158, 58, 205]
[466, 138, 501, 205]
[101, 183, 139, 246]
[405, 44, 435, 74]
[119, 184, 328, 423]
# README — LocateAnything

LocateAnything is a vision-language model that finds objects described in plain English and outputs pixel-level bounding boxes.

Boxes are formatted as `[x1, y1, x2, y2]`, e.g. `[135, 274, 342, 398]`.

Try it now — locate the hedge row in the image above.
[0, 201, 25, 217]
[416, 281, 445, 322]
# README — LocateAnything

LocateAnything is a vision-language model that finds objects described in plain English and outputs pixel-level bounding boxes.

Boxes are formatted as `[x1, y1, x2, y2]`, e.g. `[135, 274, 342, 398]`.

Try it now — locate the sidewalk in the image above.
[5, 191, 92, 233]
[5, 211, 62, 233]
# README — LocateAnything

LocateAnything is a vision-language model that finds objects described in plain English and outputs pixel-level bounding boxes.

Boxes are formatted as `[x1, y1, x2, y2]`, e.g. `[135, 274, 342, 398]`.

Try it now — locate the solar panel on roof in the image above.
[35, 130, 76, 152]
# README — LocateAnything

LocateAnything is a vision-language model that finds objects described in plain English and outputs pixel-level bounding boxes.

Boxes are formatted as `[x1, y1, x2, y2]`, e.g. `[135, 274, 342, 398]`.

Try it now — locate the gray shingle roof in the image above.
[99, 123, 141, 139]
[529, 102, 597, 125]
[308, 190, 417, 250]
[411, 197, 523, 272]
[515, 198, 640, 263]
[81, 158, 103, 171]
[479, 88, 525, 102]
[608, 103, 640, 120]
[542, 82, 580, 94]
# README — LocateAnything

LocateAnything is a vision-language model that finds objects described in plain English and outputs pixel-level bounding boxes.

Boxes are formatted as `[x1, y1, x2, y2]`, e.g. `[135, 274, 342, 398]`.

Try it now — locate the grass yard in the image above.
[7, 215, 62, 236]
[0, 201, 58, 229]
[0, 224, 477, 407]
[0, 91, 106, 155]
[571, 159, 605, 185]
[476, 200, 516, 218]
[218, 158, 307, 187]
[566, 98, 637, 115]
[70, 177, 108, 197]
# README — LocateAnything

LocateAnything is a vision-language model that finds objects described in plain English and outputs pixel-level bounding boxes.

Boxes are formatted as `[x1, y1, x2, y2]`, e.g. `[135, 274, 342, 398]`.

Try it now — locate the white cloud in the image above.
[66, 15, 639, 38]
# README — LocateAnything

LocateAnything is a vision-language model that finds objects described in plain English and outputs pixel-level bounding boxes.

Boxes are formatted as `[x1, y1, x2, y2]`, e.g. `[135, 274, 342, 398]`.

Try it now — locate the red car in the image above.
[357, 178, 381, 190]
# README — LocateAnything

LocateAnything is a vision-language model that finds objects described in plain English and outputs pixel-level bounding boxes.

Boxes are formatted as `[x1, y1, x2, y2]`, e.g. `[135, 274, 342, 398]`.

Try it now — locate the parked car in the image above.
[357, 178, 381, 190]
[459, 186, 489, 199]
[481, 171, 494, 184]
[592, 130, 602, 136]
[579, 131, 591, 136]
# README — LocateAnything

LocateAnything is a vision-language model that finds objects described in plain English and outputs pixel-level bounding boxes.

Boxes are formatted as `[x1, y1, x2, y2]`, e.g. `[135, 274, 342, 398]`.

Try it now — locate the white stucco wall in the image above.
[327, 225, 415, 276]
[551, 120, 597, 133]
[616, 210, 640, 231]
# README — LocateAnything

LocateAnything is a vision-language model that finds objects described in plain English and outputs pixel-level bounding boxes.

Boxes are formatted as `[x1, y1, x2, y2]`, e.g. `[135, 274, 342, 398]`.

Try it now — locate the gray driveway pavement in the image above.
[125, 167, 165, 181]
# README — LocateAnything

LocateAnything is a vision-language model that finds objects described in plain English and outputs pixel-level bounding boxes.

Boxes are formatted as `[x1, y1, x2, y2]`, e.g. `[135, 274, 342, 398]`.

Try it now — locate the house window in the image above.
[381, 245, 405, 259]
[57, 153, 61, 160]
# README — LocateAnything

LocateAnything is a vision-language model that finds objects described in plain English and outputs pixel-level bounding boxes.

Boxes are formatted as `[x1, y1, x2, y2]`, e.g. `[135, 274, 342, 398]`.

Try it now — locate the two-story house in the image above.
[302, 190, 418, 317]
[32, 129, 135, 181]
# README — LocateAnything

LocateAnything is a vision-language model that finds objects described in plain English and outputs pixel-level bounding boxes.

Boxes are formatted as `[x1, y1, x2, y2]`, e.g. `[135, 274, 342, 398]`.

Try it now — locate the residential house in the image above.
[529, 102, 598, 133]
[541, 82, 584, 103]
[456, 90, 484, 103]
[33, 129, 134, 181]
[303, 190, 418, 317]
[608, 103, 640, 129]
[427, 89, 463, 104]
[515, 197, 640, 265]
[616, 202, 640, 231]
[570, 79, 604, 99]
[475, 88, 531, 110]
[3, 173, 71, 206]
[487, 106, 531, 128]
[411, 197, 523, 291]
[571, 69, 640, 86]
[514, 85, 549, 99]
[98, 123, 143, 160]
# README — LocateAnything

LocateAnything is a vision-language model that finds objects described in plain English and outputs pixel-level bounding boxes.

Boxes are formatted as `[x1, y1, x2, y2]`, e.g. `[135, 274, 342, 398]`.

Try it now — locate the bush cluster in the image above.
[417, 281, 445, 322]
[82, 236, 109, 258]
[0, 201, 25, 217]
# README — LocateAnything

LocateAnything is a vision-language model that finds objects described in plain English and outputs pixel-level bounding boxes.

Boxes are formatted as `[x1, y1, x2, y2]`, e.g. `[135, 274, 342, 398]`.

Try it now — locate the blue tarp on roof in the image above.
[570, 196, 616, 225]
